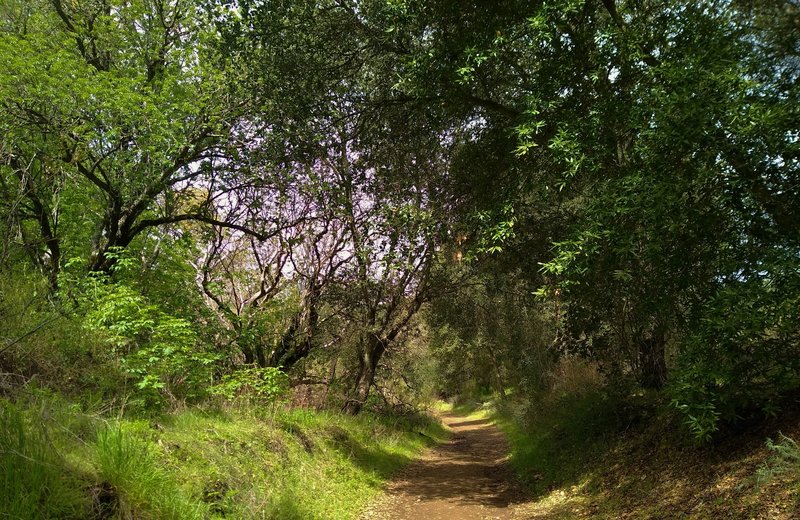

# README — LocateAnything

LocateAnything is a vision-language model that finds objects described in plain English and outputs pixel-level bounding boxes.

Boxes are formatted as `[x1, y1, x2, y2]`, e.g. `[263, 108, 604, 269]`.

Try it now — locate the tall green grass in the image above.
[0, 396, 446, 519]
[150, 406, 446, 519]
[0, 401, 87, 519]
[93, 425, 205, 519]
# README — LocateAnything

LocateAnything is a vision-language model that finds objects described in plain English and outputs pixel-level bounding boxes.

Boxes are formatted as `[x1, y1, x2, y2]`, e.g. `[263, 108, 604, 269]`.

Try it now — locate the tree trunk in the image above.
[342, 338, 384, 415]
[12, 163, 61, 291]
[487, 345, 507, 399]
[254, 342, 267, 367]
[318, 353, 339, 409]
[269, 284, 321, 368]
[241, 344, 255, 365]
[638, 330, 667, 389]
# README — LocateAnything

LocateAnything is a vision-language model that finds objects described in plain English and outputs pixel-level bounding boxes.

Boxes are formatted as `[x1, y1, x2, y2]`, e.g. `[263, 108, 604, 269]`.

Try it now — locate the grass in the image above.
[91, 425, 204, 519]
[0, 400, 88, 519]
[0, 394, 447, 519]
[757, 434, 800, 497]
[9, 378, 797, 519]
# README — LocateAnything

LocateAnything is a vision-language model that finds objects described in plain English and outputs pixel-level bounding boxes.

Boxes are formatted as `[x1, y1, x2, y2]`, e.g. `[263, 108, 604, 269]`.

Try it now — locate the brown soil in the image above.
[361, 412, 531, 520]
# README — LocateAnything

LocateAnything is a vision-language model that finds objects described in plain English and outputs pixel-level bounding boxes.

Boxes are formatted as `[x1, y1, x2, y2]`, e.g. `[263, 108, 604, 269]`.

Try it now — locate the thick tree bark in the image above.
[241, 344, 256, 365]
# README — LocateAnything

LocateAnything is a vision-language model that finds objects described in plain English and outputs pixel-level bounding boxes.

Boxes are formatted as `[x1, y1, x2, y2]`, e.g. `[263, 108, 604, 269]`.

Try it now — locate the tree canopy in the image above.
[0, 0, 798, 438]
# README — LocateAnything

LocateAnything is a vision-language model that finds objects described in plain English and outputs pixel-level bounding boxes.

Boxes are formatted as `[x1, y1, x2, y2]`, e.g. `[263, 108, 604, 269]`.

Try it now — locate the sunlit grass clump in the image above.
[0, 395, 446, 519]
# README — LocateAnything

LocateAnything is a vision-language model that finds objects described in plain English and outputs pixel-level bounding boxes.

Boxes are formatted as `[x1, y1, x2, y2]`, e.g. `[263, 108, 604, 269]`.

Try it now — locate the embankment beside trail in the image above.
[0, 395, 447, 519]
[485, 393, 800, 519]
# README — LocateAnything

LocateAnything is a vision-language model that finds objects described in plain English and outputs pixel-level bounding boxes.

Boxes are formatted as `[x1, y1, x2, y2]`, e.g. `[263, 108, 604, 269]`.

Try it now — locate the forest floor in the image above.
[360, 411, 532, 520]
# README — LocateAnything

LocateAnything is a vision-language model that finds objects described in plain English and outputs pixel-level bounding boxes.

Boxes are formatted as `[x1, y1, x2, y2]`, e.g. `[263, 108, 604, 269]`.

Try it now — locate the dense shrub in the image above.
[671, 261, 800, 442]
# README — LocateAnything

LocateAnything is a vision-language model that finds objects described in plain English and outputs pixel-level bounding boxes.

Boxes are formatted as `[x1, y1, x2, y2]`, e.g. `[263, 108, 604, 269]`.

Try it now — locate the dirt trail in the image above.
[360, 412, 531, 520]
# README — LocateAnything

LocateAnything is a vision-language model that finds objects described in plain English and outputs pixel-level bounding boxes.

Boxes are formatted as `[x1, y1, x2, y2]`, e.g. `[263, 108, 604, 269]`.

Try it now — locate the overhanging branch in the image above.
[132, 213, 278, 242]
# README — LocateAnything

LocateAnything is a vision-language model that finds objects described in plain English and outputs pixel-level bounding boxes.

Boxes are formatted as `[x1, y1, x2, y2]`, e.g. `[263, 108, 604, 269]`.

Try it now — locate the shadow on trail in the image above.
[391, 422, 528, 507]
[362, 411, 530, 518]
[447, 418, 493, 428]
[386, 460, 527, 508]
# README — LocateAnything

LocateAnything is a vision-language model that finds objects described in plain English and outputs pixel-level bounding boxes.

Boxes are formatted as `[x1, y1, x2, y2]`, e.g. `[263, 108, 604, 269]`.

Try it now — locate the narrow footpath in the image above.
[361, 412, 531, 520]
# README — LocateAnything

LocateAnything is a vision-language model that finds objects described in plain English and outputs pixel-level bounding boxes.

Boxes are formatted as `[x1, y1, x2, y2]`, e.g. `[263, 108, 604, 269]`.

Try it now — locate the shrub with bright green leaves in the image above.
[210, 365, 290, 405]
[75, 268, 218, 408]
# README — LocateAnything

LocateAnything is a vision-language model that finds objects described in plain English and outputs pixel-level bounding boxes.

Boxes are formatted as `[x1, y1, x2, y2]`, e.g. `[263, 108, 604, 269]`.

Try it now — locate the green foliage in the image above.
[470, 204, 517, 256]
[429, 272, 553, 399]
[93, 425, 204, 519]
[74, 264, 218, 407]
[0, 0, 238, 279]
[210, 366, 290, 405]
[0, 269, 116, 396]
[0, 2, 797, 504]
[395, 0, 800, 425]
[1, 392, 445, 519]
[671, 260, 800, 441]
[499, 392, 625, 493]
[756, 434, 800, 490]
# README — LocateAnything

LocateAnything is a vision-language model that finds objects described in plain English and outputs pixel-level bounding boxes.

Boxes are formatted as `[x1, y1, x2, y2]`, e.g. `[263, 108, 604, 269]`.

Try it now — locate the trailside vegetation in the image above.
[0, 389, 446, 519]
[1, 0, 798, 517]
